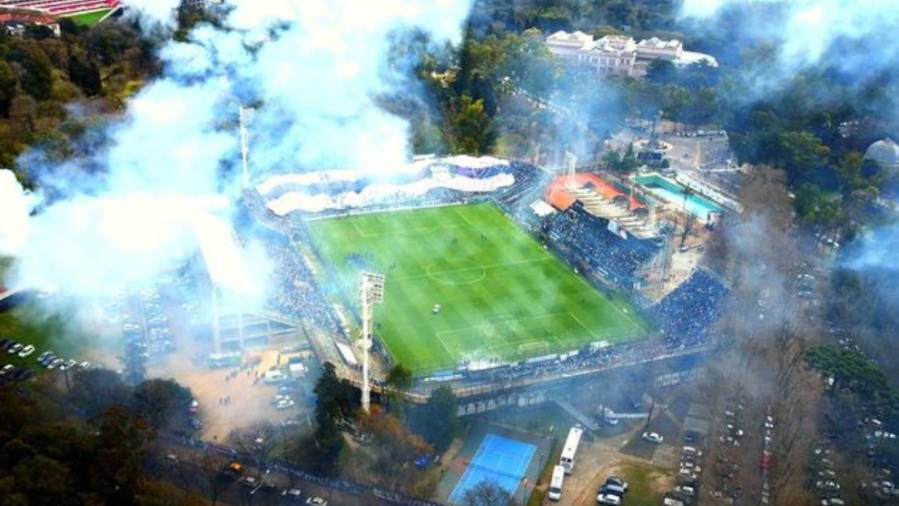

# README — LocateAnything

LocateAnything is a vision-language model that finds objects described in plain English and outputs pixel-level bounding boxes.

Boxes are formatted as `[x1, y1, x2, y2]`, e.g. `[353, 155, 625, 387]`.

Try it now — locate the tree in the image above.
[451, 95, 496, 155]
[412, 385, 459, 453]
[313, 362, 358, 421]
[228, 421, 279, 469]
[68, 55, 102, 97]
[357, 406, 432, 479]
[91, 406, 155, 506]
[461, 479, 514, 506]
[644, 59, 677, 86]
[660, 84, 690, 129]
[310, 362, 355, 476]
[131, 378, 193, 430]
[8, 40, 54, 101]
[385, 363, 413, 418]
[72, 368, 131, 418]
[777, 131, 831, 185]
[0, 60, 19, 116]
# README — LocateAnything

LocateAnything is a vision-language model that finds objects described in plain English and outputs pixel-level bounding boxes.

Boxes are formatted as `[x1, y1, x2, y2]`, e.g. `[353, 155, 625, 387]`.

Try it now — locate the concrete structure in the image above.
[545, 31, 717, 78]
[865, 137, 899, 171]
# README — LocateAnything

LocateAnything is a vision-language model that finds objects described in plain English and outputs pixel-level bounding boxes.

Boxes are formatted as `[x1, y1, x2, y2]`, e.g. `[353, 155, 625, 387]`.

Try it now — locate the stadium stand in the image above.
[244, 226, 345, 336]
[651, 268, 729, 348]
[0, 0, 120, 17]
[543, 201, 663, 288]
[491, 161, 548, 211]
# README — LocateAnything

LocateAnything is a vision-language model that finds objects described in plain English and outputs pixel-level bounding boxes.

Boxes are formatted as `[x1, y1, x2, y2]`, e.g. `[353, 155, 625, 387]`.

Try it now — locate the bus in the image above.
[559, 426, 583, 474]
[548, 465, 565, 501]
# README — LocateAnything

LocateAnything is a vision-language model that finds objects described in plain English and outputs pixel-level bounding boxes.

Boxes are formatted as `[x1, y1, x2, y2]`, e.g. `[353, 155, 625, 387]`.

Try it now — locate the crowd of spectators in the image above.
[491, 161, 547, 212]
[652, 268, 729, 348]
[544, 203, 662, 287]
[245, 228, 344, 336]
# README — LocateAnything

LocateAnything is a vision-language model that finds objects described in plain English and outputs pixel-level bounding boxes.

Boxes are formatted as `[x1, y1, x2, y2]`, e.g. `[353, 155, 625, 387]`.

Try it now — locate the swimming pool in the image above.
[634, 174, 722, 218]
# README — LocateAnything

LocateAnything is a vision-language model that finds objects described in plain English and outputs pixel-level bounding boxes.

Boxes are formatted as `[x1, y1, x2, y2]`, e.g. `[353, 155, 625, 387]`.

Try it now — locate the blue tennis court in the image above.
[449, 434, 536, 504]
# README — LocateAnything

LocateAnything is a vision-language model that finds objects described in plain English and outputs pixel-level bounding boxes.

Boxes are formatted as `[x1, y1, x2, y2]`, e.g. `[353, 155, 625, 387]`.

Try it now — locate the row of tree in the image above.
[0, 368, 201, 506]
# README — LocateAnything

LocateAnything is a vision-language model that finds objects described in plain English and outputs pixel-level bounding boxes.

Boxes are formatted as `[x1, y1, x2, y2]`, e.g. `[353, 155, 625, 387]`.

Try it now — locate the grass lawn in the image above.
[65, 9, 111, 26]
[307, 203, 651, 373]
[613, 462, 672, 506]
[0, 301, 92, 372]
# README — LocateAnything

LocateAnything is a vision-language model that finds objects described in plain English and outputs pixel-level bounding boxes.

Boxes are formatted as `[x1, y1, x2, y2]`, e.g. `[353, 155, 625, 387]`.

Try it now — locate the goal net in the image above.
[517, 340, 549, 357]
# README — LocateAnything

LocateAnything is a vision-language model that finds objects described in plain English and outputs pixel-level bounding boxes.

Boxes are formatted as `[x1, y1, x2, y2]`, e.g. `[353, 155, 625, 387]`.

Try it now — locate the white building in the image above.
[865, 138, 899, 172]
[545, 31, 636, 77]
[545, 31, 717, 78]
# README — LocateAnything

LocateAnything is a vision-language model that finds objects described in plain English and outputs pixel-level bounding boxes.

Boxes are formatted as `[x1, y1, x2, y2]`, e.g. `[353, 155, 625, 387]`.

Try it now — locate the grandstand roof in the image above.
[190, 212, 255, 294]
[547, 174, 658, 239]
[546, 179, 577, 211]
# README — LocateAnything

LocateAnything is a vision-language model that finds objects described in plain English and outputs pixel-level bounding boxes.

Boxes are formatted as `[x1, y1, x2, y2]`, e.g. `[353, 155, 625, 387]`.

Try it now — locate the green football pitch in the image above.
[307, 203, 651, 373]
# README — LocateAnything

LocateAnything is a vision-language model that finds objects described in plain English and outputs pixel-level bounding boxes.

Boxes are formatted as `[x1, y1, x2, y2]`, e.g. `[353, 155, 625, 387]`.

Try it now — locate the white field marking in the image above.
[435, 312, 581, 356]
[393, 257, 553, 282]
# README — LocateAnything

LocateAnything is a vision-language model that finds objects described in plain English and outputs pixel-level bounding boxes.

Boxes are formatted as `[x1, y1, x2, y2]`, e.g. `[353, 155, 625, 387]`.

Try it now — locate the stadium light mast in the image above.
[359, 272, 385, 413]
[239, 106, 254, 187]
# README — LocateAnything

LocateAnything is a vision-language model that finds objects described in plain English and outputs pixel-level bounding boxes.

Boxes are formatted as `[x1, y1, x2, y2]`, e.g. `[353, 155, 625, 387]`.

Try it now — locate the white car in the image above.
[7, 343, 22, 354]
[17, 345, 35, 358]
[642, 431, 664, 444]
[675, 485, 695, 497]
[282, 488, 302, 499]
[680, 461, 701, 473]
[305, 497, 328, 506]
[597, 493, 621, 505]
[275, 398, 295, 410]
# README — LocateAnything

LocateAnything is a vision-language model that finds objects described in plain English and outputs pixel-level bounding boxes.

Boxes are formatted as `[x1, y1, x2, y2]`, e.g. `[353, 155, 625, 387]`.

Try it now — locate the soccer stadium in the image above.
[0, 0, 121, 21]
[222, 156, 731, 390]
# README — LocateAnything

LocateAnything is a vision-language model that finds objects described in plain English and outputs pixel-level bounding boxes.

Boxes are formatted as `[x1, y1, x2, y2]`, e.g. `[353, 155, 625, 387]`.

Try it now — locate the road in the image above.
[151, 436, 436, 506]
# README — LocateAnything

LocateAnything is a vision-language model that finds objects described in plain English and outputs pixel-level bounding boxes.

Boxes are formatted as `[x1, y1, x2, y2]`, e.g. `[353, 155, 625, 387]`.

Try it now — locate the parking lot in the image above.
[152, 345, 317, 442]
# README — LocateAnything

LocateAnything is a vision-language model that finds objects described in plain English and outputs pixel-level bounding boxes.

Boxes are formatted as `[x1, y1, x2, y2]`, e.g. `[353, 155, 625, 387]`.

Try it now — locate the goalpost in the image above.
[517, 340, 550, 357]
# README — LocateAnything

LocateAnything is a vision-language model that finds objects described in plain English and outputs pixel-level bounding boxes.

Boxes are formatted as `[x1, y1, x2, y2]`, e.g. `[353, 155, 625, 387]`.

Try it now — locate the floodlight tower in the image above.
[239, 106, 254, 187]
[359, 271, 385, 413]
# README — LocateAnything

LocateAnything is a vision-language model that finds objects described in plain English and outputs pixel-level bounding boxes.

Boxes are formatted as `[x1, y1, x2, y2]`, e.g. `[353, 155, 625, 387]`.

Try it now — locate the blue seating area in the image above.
[652, 268, 729, 348]
[544, 202, 661, 287]
[491, 161, 547, 210]
[453, 163, 508, 179]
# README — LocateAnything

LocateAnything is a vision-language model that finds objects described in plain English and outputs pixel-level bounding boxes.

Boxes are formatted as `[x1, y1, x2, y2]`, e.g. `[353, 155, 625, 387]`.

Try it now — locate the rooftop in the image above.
[865, 138, 899, 167]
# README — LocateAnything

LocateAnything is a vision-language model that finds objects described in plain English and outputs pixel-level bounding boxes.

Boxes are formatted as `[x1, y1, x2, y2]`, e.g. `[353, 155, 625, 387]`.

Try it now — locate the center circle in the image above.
[426, 260, 486, 285]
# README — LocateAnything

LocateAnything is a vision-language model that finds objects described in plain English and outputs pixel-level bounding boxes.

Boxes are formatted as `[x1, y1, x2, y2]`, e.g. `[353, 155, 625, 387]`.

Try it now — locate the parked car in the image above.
[305, 497, 328, 506]
[7, 343, 22, 354]
[600, 484, 626, 498]
[282, 488, 302, 500]
[17, 345, 35, 358]
[605, 476, 629, 492]
[275, 398, 295, 410]
[597, 493, 621, 506]
[642, 431, 664, 444]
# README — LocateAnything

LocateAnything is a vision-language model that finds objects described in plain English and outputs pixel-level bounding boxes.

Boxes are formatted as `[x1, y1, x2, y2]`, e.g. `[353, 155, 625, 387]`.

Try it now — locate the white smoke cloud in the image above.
[0, 170, 37, 257]
[1, 0, 473, 296]
[679, 0, 899, 73]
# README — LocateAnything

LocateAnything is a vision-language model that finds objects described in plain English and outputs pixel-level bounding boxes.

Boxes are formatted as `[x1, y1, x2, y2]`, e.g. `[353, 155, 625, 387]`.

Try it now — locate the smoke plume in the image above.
[679, 0, 899, 101]
[0, 0, 473, 298]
